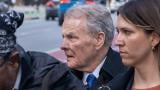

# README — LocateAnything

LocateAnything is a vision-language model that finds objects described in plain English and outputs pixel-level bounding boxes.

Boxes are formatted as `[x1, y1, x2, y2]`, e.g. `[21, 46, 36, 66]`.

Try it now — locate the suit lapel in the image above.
[71, 69, 84, 80]
[19, 58, 33, 89]
[93, 48, 126, 89]
[16, 45, 33, 89]
[101, 48, 126, 77]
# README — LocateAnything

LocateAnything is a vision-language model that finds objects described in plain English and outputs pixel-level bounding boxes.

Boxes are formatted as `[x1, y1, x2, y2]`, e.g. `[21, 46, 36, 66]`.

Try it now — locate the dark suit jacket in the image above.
[72, 48, 127, 90]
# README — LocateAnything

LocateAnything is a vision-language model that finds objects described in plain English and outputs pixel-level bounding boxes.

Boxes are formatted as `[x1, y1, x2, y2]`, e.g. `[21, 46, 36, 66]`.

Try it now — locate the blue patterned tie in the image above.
[86, 74, 97, 90]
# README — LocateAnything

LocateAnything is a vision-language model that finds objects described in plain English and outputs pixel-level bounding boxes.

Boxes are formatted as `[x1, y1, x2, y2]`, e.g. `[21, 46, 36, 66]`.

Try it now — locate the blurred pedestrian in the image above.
[0, 10, 86, 90]
[106, 0, 160, 90]
[61, 4, 126, 90]
[34, 0, 40, 12]
[11, 0, 16, 6]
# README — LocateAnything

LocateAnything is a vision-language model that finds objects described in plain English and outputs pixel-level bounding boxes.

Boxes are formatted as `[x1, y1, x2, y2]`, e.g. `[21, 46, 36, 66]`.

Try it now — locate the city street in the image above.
[16, 19, 62, 52]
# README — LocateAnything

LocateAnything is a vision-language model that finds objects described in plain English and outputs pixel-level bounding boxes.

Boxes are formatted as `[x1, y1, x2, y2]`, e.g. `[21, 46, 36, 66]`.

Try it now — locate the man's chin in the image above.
[67, 62, 73, 68]
[67, 62, 78, 69]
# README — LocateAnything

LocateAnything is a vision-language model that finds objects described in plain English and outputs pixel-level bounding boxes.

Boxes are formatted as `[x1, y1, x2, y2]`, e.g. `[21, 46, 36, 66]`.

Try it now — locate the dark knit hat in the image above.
[0, 10, 24, 57]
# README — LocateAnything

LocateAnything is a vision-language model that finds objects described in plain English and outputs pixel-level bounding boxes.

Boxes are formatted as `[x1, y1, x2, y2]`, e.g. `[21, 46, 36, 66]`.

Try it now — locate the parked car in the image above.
[94, 0, 107, 6]
[45, 0, 59, 20]
[58, 0, 95, 26]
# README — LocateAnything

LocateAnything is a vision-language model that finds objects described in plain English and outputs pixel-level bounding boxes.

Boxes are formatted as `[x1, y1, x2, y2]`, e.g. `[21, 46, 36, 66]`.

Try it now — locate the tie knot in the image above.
[86, 74, 97, 90]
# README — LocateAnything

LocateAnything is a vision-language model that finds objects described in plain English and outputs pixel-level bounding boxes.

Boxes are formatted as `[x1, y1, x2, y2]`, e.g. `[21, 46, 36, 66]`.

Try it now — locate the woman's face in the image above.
[115, 15, 153, 67]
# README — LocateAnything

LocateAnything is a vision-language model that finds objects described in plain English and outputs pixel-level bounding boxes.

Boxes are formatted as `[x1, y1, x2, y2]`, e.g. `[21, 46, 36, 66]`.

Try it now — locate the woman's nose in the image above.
[114, 33, 124, 47]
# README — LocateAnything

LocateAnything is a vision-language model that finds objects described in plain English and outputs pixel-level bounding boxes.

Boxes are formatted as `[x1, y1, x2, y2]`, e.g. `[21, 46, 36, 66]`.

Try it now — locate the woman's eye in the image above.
[123, 30, 132, 35]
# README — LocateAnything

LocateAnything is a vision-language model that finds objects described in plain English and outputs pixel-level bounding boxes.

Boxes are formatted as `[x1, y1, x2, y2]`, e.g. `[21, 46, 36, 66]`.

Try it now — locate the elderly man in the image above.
[0, 10, 85, 90]
[61, 4, 127, 90]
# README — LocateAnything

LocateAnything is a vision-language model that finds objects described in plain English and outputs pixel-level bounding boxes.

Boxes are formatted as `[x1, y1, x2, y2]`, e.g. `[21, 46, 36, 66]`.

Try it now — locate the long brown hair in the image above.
[118, 0, 160, 67]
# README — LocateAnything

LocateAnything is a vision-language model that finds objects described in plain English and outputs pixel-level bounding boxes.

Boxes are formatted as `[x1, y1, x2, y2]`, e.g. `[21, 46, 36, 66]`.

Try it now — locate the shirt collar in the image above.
[13, 65, 22, 90]
[83, 57, 106, 85]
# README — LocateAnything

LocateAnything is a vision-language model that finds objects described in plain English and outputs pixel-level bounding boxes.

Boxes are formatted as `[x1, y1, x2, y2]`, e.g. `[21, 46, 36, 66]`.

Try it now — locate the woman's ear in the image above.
[151, 32, 160, 49]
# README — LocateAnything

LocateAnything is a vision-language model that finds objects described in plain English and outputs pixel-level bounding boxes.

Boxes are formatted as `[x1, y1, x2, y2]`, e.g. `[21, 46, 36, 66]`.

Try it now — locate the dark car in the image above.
[58, 0, 95, 26]
[45, 0, 59, 20]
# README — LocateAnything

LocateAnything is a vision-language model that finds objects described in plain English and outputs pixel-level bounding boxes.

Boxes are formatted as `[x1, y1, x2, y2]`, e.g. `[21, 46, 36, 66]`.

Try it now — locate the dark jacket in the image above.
[72, 48, 127, 90]
[16, 45, 86, 90]
[106, 68, 134, 90]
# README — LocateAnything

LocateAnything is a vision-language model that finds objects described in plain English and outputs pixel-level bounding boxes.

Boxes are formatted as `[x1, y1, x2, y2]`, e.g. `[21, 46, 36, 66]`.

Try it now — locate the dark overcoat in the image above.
[72, 48, 127, 90]
[106, 68, 134, 90]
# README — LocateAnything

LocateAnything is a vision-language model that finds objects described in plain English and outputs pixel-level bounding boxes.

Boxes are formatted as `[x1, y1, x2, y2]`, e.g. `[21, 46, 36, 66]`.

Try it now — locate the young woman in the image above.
[106, 0, 160, 90]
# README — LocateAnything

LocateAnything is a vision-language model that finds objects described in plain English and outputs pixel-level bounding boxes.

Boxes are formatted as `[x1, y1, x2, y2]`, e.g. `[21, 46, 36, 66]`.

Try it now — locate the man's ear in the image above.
[8, 51, 20, 68]
[95, 32, 105, 50]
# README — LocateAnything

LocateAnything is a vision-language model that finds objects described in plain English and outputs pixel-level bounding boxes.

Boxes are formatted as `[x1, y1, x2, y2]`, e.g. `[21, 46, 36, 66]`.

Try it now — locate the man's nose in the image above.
[60, 39, 69, 50]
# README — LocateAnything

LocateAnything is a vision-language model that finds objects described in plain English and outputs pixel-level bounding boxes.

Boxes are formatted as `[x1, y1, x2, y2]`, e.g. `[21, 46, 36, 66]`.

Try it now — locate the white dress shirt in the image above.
[83, 57, 106, 85]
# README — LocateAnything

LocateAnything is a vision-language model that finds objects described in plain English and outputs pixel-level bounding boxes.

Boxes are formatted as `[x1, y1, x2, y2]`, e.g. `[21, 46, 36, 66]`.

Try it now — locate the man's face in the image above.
[0, 52, 19, 90]
[61, 18, 98, 71]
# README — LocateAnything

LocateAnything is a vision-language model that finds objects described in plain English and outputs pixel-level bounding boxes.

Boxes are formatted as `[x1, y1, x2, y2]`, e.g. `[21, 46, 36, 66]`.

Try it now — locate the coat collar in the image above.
[107, 68, 134, 90]
[15, 44, 33, 89]
[100, 48, 126, 77]
[72, 47, 126, 80]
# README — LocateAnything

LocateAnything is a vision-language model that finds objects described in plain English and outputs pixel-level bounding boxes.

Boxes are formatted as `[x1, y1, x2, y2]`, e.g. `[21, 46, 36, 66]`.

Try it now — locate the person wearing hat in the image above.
[0, 10, 86, 90]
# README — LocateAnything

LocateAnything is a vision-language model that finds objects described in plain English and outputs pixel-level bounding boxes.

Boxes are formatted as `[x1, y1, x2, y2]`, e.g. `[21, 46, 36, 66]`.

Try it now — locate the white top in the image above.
[13, 66, 22, 90]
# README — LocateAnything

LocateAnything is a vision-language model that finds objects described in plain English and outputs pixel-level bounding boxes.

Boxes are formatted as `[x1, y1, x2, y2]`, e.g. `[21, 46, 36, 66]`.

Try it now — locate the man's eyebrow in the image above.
[68, 32, 75, 35]
[62, 32, 74, 38]
[65, 32, 76, 36]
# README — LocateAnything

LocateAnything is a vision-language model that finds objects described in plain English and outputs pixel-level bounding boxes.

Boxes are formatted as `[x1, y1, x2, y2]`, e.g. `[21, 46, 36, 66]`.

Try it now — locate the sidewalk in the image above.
[10, 5, 45, 20]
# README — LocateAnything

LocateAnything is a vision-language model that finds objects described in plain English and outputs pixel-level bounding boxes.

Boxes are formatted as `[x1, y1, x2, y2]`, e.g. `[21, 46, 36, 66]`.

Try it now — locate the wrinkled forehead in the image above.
[62, 18, 88, 35]
[63, 18, 83, 29]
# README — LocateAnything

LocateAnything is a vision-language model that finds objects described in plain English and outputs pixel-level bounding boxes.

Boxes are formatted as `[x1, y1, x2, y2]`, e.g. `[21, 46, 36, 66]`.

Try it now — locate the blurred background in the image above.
[0, 0, 127, 20]
[0, 0, 127, 62]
